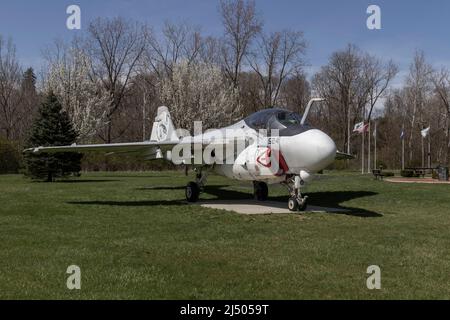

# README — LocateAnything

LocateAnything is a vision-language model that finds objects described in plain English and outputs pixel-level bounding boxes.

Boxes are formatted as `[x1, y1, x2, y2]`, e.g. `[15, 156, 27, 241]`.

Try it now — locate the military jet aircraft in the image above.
[25, 98, 352, 212]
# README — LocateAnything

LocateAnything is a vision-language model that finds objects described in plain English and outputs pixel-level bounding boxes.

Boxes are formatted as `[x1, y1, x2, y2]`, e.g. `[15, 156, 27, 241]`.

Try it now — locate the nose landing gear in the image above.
[283, 175, 308, 212]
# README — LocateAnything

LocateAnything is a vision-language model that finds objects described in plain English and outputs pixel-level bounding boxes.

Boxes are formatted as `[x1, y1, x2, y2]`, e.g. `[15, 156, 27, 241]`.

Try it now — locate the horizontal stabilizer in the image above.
[335, 151, 355, 160]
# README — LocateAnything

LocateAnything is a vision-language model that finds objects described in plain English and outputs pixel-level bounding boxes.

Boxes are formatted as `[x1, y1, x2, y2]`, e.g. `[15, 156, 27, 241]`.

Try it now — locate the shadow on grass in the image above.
[71, 184, 381, 217]
[55, 179, 121, 183]
[271, 191, 381, 217]
[98, 175, 172, 179]
[137, 185, 250, 200]
[136, 185, 186, 191]
[68, 200, 185, 206]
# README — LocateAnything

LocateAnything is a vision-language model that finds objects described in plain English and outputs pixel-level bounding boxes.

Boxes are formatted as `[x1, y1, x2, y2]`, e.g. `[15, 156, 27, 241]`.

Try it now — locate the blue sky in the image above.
[1, 0, 450, 84]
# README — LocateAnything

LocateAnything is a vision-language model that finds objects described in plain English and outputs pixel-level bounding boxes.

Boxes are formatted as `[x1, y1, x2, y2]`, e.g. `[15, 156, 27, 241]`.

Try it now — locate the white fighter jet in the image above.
[25, 98, 352, 212]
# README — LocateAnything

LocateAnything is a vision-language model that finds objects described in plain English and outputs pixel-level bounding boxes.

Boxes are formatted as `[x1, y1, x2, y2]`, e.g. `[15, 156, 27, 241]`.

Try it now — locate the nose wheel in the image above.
[283, 175, 308, 212]
[288, 196, 307, 212]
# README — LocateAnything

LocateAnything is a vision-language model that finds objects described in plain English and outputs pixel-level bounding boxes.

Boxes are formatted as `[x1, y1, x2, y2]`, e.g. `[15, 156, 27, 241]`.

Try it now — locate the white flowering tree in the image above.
[158, 60, 241, 132]
[44, 42, 111, 142]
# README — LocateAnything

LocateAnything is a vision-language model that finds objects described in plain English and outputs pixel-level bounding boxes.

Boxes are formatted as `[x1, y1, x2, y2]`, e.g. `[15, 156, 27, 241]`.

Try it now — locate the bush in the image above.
[400, 170, 417, 178]
[0, 138, 21, 174]
[432, 169, 438, 179]
[383, 171, 394, 177]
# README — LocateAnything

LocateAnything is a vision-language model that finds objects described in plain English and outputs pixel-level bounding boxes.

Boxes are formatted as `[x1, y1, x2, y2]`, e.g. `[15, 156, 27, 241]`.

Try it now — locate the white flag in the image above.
[421, 126, 430, 138]
[353, 122, 364, 132]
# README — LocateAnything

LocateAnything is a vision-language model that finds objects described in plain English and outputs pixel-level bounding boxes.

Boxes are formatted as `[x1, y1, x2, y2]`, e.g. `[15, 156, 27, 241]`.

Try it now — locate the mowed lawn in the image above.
[0, 171, 449, 299]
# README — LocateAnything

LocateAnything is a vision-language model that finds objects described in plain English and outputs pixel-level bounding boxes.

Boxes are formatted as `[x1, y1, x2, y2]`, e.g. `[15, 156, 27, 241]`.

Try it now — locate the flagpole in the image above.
[402, 138, 405, 170]
[401, 125, 405, 171]
[367, 120, 371, 173]
[347, 104, 351, 158]
[374, 121, 377, 170]
[421, 130, 425, 168]
[361, 126, 365, 174]
[361, 107, 365, 174]
[428, 126, 431, 168]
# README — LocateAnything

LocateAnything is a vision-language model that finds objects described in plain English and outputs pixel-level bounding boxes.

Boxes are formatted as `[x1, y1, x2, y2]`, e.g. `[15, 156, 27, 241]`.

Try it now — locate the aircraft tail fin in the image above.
[150, 106, 179, 143]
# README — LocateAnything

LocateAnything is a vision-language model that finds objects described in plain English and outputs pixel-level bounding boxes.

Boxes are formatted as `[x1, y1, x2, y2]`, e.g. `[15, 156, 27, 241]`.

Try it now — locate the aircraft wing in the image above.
[23, 141, 183, 161]
[23, 137, 246, 162]
[335, 151, 354, 160]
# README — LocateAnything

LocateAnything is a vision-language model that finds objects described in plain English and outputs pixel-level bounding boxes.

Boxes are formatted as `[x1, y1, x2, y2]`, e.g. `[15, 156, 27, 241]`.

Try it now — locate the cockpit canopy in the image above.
[243, 108, 313, 136]
[244, 108, 302, 129]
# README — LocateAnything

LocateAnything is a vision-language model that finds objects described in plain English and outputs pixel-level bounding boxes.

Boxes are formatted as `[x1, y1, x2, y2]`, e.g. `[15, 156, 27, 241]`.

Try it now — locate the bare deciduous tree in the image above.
[363, 56, 398, 121]
[431, 67, 450, 165]
[404, 51, 432, 163]
[145, 21, 202, 80]
[86, 17, 148, 143]
[279, 72, 310, 114]
[248, 30, 306, 108]
[312, 44, 366, 153]
[0, 36, 22, 140]
[220, 0, 262, 88]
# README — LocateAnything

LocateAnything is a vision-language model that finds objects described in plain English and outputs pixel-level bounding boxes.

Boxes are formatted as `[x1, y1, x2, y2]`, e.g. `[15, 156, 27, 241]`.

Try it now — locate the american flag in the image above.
[353, 121, 369, 134]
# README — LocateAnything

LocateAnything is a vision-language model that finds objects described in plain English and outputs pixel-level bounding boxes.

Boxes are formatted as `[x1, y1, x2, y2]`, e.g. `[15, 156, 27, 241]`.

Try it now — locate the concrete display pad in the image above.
[198, 200, 350, 215]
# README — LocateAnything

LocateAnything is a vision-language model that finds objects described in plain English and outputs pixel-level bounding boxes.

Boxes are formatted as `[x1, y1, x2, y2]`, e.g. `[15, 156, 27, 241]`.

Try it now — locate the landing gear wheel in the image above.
[288, 197, 299, 211]
[288, 197, 308, 212]
[186, 182, 200, 202]
[253, 181, 268, 201]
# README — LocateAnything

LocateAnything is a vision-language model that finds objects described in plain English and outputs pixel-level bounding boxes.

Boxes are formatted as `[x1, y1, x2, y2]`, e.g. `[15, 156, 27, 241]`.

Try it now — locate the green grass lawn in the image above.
[0, 171, 449, 299]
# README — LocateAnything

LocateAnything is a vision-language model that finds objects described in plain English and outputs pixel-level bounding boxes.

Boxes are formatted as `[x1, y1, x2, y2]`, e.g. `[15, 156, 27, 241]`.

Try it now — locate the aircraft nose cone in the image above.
[280, 129, 337, 173]
[313, 130, 337, 168]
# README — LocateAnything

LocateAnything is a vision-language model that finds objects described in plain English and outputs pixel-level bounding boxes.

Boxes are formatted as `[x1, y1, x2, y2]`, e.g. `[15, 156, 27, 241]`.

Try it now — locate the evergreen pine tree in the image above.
[21, 67, 37, 93]
[25, 92, 82, 181]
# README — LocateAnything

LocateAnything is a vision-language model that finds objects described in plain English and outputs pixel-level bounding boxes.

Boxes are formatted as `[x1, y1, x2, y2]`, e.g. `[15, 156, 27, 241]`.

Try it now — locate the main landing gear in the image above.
[283, 175, 308, 212]
[253, 181, 268, 201]
[185, 168, 208, 202]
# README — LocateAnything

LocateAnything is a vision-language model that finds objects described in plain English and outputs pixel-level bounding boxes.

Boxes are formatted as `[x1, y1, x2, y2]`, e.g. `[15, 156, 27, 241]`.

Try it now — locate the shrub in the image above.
[0, 138, 21, 174]
[432, 169, 438, 179]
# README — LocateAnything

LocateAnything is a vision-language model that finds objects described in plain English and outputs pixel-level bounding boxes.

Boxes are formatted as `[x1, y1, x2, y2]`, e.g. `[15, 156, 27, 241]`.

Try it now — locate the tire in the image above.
[186, 182, 200, 202]
[288, 197, 299, 211]
[253, 181, 268, 201]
